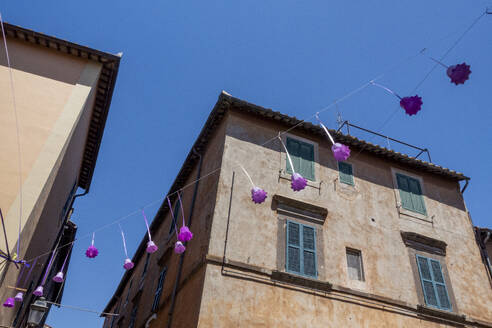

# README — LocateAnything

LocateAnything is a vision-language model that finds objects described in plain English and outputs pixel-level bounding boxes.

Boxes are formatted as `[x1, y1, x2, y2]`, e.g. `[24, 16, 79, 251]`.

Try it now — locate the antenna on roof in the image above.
[336, 112, 343, 129]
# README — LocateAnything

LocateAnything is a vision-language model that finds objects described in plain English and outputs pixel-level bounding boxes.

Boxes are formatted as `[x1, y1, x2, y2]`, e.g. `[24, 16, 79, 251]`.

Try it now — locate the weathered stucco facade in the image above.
[103, 92, 492, 328]
[0, 23, 119, 327]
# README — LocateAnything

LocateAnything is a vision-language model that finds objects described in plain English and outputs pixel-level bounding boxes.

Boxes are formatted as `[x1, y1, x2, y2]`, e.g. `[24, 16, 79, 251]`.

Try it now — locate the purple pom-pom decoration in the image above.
[123, 258, 134, 270]
[174, 241, 186, 254]
[14, 293, 23, 303]
[331, 143, 351, 161]
[52, 271, 64, 283]
[85, 245, 99, 258]
[400, 95, 422, 116]
[3, 297, 14, 308]
[251, 187, 267, 204]
[146, 240, 158, 254]
[178, 226, 193, 243]
[446, 63, 471, 85]
[291, 173, 307, 192]
[33, 286, 43, 297]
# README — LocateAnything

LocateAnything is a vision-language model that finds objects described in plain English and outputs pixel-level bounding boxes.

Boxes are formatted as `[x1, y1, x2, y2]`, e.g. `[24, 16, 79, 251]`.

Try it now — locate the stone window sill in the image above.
[271, 270, 332, 292]
[279, 171, 321, 190]
[417, 305, 465, 323]
[397, 205, 432, 223]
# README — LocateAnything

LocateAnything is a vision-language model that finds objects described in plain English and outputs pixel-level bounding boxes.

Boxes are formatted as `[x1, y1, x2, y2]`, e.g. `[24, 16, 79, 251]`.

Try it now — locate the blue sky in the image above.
[3, 1, 491, 326]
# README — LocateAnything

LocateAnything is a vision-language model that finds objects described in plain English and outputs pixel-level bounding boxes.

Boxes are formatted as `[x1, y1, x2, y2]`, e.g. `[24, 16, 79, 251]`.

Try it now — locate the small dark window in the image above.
[338, 162, 354, 185]
[152, 266, 167, 312]
[123, 279, 133, 308]
[128, 305, 138, 328]
[168, 201, 181, 235]
[346, 249, 364, 281]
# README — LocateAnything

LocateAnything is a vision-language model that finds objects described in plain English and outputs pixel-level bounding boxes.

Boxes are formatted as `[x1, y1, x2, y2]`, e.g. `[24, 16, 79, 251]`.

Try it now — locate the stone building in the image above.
[0, 22, 120, 327]
[102, 91, 492, 327]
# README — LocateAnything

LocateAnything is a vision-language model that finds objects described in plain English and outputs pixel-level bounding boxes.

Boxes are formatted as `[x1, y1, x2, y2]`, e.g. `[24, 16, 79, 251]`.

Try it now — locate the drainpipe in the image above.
[167, 148, 203, 328]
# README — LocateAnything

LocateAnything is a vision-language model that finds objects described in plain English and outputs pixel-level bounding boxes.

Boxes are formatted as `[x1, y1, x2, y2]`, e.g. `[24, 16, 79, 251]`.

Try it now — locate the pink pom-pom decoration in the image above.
[52, 271, 64, 283]
[291, 173, 307, 192]
[123, 258, 134, 270]
[446, 63, 471, 85]
[14, 293, 23, 303]
[331, 143, 351, 161]
[146, 241, 158, 254]
[178, 226, 193, 243]
[3, 297, 14, 308]
[399, 95, 422, 116]
[174, 241, 186, 254]
[33, 286, 43, 297]
[251, 187, 267, 204]
[85, 245, 99, 258]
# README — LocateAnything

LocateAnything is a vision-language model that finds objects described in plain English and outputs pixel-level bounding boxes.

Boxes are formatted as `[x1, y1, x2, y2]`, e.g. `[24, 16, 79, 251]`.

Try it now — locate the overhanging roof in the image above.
[1, 22, 121, 190]
[103, 91, 469, 313]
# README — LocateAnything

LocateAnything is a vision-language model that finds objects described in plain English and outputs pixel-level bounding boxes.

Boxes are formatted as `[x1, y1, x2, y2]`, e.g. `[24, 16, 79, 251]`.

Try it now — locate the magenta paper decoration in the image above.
[146, 241, 158, 254]
[446, 63, 471, 85]
[316, 113, 351, 161]
[85, 233, 99, 258]
[14, 292, 23, 302]
[278, 136, 307, 192]
[142, 209, 158, 254]
[399, 96, 423, 116]
[291, 173, 308, 192]
[52, 272, 64, 283]
[238, 164, 268, 204]
[251, 187, 268, 204]
[123, 258, 134, 270]
[331, 143, 351, 161]
[177, 192, 193, 242]
[174, 241, 186, 254]
[33, 286, 43, 297]
[371, 81, 422, 116]
[3, 297, 14, 308]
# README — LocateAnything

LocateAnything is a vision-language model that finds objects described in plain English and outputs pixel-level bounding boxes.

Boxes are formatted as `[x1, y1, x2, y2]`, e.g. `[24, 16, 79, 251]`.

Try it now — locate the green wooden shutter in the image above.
[416, 255, 451, 311]
[286, 221, 301, 273]
[397, 173, 426, 215]
[338, 162, 354, 185]
[286, 220, 317, 278]
[302, 226, 317, 277]
[286, 137, 315, 181]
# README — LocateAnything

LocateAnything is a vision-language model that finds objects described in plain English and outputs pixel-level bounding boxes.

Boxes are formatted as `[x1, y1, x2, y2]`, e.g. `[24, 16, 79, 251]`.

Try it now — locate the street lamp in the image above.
[27, 297, 48, 327]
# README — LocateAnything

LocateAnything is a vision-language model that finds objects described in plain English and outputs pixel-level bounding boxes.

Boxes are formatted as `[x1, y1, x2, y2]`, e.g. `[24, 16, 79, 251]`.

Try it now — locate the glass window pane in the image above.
[346, 249, 363, 281]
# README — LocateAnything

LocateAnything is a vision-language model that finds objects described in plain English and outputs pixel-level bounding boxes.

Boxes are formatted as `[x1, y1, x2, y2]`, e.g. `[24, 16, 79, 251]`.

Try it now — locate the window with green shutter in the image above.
[416, 255, 452, 311]
[285, 137, 315, 181]
[396, 173, 427, 215]
[338, 162, 354, 185]
[286, 221, 317, 278]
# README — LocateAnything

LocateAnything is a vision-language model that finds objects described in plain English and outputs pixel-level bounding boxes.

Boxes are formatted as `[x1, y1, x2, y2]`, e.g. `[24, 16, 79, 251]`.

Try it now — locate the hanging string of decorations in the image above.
[2, 8, 489, 310]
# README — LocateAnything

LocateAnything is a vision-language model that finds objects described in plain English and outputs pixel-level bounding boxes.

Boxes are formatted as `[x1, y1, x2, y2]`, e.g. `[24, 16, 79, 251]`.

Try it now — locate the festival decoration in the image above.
[278, 136, 307, 191]
[3, 297, 14, 308]
[33, 286, 43, 297]
[85, 233, 99, 258]
[34, 249, 57, 297]
[238, 164, 267, 204]
[14, 293, 23, 302]
[118, 224, 134, 270]
[142, 210, 158, 254]
[446, 63, 471, 85]
[316, 113, 351, 161]
[370, 81, 423, 116]
[53, 244, 73, 283]
[174, 241, 186, 254]
[177, 192, 193, 242]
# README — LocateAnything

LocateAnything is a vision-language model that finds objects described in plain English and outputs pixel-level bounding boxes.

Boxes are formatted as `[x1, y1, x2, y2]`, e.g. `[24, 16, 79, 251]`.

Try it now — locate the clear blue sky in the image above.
[3, 1, 491, 326]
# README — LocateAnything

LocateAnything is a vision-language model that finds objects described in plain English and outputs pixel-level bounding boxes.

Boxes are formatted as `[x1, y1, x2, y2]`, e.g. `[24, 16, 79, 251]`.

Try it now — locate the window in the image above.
[396, 173, 426, 215]
[416, 255, 451, 311]
[152, 266, 167, 312]
[128, 305, 138, 328]
[60, 181, 77, 223]
[338, 162, 354, 185]
[286, 137, 315, 181]
[346, 248, 364, 281]
[139, 254, 151, 287]
[286, 221, 317, 278]
[168, 201, 181, 235]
